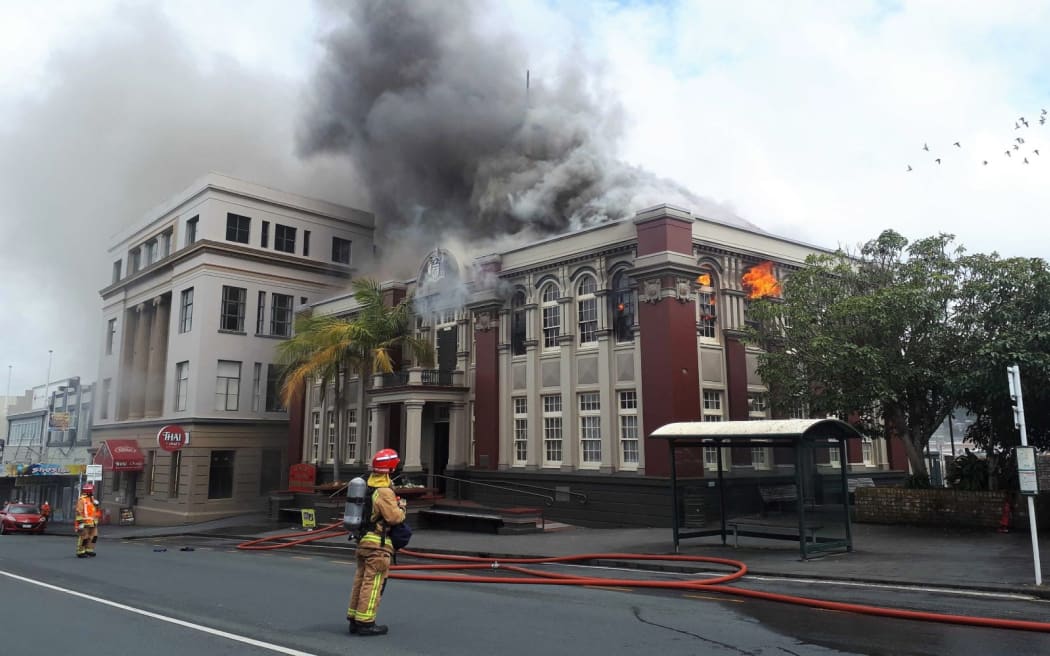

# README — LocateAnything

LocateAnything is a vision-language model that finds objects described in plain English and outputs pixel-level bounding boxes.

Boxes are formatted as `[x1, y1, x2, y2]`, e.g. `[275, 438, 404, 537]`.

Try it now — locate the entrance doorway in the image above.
[437, 326, 456, 373]
[433, 421, 450, 493]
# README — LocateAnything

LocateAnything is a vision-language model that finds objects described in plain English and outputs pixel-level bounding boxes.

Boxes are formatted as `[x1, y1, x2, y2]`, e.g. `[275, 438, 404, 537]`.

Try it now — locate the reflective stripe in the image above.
[358, 571, 383, 622]
[358, 533, 393, 549]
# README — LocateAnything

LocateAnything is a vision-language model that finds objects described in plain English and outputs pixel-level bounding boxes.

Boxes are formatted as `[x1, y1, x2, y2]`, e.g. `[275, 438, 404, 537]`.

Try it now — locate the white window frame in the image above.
[345, 409, 357, 464]
[541, 283, 561, 350]
[702, 390, 724, 420]
[618, 390, 639, 468]
[175, 361, 189, 412]
[251, 363, 262, 412]
[310, 412, 321, 463]
[696, 274, 717, 341]
[179, 288, 194, 333]
[829, 444, 842, 468]
[579, 392, 601, 467]
[751, 444, 772, 471]
[748, 393, 769, 419]
[862, 437, 875, 466]
[215, 360, 241, 411]
[703, 445, 731, 471]
[542, 394, 563, 466]
[326, 410, 336, 463]
[577, 276, 598, 347]
[513, 397, 528, 465]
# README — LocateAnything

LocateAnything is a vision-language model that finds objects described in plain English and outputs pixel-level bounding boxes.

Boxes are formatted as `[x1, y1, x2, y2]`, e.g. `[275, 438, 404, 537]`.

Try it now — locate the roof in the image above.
[649, 419, 862, 445]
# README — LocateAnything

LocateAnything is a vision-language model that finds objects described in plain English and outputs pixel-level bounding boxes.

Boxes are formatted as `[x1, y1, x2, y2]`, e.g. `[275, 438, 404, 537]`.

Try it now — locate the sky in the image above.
[1, 0, 1048, 394]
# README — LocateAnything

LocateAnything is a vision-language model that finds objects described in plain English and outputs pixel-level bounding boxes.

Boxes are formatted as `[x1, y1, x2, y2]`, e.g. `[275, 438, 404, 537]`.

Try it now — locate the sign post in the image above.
[1008, 365, 1042, 586]
[86, 464, 103, 482]
[301, 508, 316, 531]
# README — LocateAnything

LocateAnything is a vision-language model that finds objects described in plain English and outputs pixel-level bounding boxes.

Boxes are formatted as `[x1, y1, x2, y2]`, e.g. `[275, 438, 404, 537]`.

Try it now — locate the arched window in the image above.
[696, 270, 717, 340]
[610, 271, 634, 343]
[577, 275, 598, 346]
[511, 291, 527, 356]
[541, 283, 561, 349]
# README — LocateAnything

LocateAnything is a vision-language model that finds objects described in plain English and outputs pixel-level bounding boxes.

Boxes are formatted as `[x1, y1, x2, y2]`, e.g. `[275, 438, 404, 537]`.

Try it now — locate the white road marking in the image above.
[0, 569, 317, 656]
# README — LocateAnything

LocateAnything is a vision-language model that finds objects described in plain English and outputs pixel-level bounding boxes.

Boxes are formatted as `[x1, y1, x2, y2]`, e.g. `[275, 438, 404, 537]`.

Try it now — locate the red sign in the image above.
[288, 463, 316, 492]
[157, 425, 189, 452]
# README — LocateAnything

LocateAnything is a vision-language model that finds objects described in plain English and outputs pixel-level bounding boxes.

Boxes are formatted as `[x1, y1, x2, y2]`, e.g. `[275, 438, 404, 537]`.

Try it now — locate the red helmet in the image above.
[81, 482, 95, 495]
[371, 448, 400, 473]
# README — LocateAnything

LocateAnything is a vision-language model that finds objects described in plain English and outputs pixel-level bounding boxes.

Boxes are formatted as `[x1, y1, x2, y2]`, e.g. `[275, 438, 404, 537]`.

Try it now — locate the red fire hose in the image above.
[238, 523, 1050, 633]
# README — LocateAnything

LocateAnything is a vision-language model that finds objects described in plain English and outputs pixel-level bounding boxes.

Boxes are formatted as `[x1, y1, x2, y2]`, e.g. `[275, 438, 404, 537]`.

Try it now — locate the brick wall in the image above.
[855, 487, 1050, 529]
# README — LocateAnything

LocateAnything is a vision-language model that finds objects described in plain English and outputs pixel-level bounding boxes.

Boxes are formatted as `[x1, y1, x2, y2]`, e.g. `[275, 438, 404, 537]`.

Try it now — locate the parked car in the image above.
[0, 503, 46, 534]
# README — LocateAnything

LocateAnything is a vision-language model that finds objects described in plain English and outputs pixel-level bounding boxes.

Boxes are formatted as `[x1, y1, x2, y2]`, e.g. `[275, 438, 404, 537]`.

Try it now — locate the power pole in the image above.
[1007, 364, 1042, 586]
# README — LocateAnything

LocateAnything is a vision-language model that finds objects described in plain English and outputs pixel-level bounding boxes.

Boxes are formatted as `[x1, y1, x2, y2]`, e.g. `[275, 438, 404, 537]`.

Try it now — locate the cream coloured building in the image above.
[92, 174, 375, 524]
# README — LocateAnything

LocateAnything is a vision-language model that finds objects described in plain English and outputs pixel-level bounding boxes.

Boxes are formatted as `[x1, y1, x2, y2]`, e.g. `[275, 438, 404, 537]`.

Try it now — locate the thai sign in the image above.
[157, 425, 189, 452]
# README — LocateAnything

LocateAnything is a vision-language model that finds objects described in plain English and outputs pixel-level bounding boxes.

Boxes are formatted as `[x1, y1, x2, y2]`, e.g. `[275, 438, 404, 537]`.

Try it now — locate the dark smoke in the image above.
[299, 0, 759, 239]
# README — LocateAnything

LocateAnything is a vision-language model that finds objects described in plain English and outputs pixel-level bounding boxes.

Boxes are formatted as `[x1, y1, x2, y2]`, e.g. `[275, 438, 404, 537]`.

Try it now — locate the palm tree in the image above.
[278, 278, 434, 485]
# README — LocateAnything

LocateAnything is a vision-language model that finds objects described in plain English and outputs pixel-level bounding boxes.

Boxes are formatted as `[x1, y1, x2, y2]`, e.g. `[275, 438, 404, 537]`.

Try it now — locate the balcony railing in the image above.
[372, 368, 462, 389]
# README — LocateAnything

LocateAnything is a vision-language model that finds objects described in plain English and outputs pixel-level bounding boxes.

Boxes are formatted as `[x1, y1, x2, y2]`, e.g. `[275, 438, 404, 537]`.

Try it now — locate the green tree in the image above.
[277, 278, 434, 484]
[748, 230, 963, 478]
[954, 254, 1050, 451]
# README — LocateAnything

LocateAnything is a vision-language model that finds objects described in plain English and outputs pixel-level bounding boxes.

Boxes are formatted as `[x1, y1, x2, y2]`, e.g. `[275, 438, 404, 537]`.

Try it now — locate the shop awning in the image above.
[94, 439, 145, 471]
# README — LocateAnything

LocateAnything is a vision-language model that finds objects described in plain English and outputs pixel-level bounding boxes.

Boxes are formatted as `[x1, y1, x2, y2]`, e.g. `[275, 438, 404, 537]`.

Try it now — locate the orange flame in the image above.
[742, 261, 781, 299]
[696, 273, 712, 286]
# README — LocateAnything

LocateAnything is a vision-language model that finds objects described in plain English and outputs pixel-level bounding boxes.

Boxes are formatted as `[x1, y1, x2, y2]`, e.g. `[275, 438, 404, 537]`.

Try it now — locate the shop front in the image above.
[93, 439, 146, 524]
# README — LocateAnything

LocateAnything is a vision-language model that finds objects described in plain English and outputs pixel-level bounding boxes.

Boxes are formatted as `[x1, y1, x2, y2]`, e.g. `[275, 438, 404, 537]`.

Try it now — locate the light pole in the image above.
[41, 350, 53, 466]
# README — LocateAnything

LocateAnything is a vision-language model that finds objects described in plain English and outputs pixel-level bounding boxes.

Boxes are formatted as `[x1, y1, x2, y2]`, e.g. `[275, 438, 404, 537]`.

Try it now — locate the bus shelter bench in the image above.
[726, 520, 824, 547]
[847, 477, 876, 493]
[758, 484, 798, 515]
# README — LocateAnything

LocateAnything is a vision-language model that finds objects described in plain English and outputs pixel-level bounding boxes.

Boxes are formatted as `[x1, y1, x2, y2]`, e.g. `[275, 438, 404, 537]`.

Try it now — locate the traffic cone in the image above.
[997, 499, 1011, 533]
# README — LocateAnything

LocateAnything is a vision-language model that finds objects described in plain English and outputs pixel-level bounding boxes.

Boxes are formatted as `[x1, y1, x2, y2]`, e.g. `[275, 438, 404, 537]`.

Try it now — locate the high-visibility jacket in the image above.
[358, 486, 405, 553]
[75, 495, 99, 527]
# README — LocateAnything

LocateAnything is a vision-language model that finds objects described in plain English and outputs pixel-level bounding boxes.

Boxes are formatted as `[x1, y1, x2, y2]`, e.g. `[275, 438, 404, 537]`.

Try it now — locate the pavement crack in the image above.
[631, 606, 757, 655]
[777, 648, 803, 656]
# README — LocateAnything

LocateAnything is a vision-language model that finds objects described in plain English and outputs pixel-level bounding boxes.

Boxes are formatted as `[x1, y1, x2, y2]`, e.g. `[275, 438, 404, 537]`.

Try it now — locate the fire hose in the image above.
[237, 522, 1050, 633]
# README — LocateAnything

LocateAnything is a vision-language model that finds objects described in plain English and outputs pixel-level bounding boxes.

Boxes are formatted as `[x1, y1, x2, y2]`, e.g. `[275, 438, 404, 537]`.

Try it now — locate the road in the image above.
[1, 532, 1049, 655]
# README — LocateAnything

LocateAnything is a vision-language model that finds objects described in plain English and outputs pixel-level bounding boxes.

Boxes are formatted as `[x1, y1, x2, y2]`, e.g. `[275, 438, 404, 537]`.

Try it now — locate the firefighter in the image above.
[347, 448, 407, 637]
[40, 500, 52, 525]
[75, 483, 100, 558]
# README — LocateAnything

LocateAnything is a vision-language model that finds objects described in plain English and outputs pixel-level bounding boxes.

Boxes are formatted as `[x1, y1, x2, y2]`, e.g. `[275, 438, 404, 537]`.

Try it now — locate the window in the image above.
[611, 271, 634, 343]
[226, 213, 251, 243]
[511, 292, 527, 356]
[704, 446, 730, 471]
[303, 230, 310, 256]
[129, 248, 141, 274]
[748, 393, 768, 418]
[619, 391, 639, 465]
[541, 283, 560, 349]
[256, 291, 266, 334]
[829, 446, 841, 468]
[220, 286, 247, 332]
[332, 237, 351, 264]
[788, 402, 808, 419]
[185, 216, 199, 246]
[365, 410, 373, 461]
[270, 293, 293, 337]
[326, 410, 336, 462]
[145, 239, 157, 266]
[160, 230, 172, 258]
[310, 412, 321, 463]
[112, 260, 122, 284]
[105, 319, 116, 355]
[542, 394, 563, 465]
[215, 360, 241, 411]
[862, 437, 875, 466]
[175, 361, 189, 411]
[577, 276, 598, 346]
[207, 450, 235, 499]
[168, 451, 182, 498]
[251, 363, 262, 412]
[100, 378, 111, 420]
[513, 398, 528, 464]
[265, 364, 286, 412]
[697, 271, 717, 340]
[752, 446, 771, 470]
[179, 288, 194, 333]
[579, 392, 601, 464]
[275, 224, 296, 253]
[702, 391, 724, 421]
[345, 409, 358, 463]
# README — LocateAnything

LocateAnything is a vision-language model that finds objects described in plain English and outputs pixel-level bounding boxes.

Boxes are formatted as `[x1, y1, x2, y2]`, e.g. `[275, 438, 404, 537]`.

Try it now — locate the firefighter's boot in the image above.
[355, 623, 388, 637]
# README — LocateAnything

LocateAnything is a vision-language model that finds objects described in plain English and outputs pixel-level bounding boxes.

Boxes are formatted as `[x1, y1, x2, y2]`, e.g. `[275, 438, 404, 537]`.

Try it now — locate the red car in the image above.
[0, 503, 46, 534]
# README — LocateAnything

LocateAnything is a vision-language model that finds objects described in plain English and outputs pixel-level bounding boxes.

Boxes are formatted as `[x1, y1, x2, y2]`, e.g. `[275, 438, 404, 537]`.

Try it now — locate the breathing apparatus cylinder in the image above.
[343, 476, 368, 536]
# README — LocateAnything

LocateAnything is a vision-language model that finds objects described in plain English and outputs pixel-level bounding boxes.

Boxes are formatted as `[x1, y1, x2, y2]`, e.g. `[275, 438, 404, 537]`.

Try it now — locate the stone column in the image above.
[128, 303, 152, 420]
[448, 401, 467, 469]
[144, 295, 170, 418]
[403, 400, 425, 472]
[116, 308, 138, 421]
[368, 404, 387, 459]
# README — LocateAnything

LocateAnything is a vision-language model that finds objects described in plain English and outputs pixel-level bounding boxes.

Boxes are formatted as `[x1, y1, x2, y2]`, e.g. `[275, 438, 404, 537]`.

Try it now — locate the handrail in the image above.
[474, 478, 588, 504]
[425, 474, 554, 507]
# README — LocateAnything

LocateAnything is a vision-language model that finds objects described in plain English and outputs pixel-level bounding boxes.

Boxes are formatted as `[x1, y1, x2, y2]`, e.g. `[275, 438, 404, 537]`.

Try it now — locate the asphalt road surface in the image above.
[2, 532, 1049, 655]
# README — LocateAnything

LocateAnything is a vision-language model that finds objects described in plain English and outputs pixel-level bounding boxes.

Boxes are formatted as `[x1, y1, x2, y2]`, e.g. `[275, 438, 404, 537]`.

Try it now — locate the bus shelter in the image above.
[650, 419, 863, 559]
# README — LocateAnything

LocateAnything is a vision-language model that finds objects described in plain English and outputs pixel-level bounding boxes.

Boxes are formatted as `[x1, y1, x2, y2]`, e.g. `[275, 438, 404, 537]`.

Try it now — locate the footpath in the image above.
[47, 515, 1050, 598]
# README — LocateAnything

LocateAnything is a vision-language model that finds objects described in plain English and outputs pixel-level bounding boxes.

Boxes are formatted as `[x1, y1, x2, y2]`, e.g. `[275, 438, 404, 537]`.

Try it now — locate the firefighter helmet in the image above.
[371, 448, 400, 473]
[81, 482, 95, 495]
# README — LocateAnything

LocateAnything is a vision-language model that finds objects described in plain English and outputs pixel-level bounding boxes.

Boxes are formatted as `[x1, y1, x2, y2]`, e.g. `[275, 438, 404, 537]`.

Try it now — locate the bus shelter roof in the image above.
[649, 418, 862, 447]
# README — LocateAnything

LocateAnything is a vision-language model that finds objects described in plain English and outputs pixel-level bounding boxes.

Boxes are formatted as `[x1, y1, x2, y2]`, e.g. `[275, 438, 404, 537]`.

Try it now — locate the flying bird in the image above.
[1042, 108, 1047, 115]
[1022, 118, 1029, 127]
[934, 158, 941, 164]
[1041, 118, 1046, 125]
[1017, 137, 1025, 144]
[1024, 158, 1030, 164]
[1035, 149, 1040, 156]
[1005, 151, 1012, 157]
[1014, 144, 1020, 150]
[906, 165, 913, 171]
[922, 143, 929, 151]
[953, 142, 961, 147]
[982, 160, 988, 165]
[1015, 122, 1021, 129]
